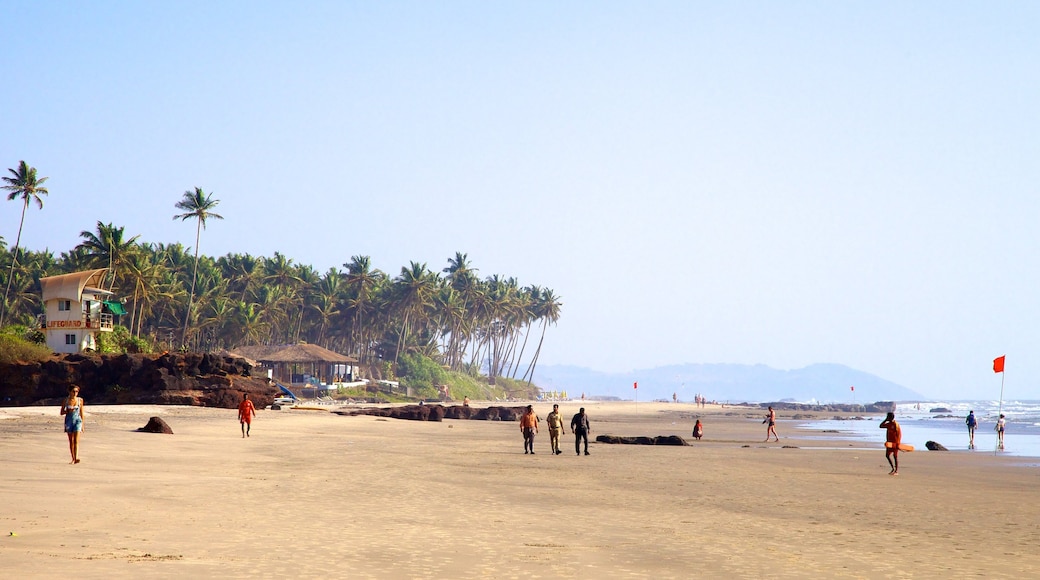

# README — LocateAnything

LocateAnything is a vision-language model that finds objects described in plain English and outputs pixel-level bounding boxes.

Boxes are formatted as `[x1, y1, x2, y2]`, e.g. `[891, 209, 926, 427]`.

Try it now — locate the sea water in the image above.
[796, 400, 1040, 460]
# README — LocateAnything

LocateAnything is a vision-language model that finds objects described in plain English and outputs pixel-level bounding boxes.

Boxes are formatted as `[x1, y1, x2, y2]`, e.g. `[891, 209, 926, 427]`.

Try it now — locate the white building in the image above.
[39, 269, 124, 353]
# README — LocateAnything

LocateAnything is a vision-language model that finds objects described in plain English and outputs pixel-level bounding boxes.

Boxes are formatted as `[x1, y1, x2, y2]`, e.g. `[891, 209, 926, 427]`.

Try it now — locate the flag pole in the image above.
[995, 355, 1006, 454]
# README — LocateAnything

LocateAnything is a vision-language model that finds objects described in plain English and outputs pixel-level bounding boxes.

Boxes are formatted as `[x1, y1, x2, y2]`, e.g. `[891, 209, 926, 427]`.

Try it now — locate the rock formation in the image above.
[595, 435, 689, 446]
[137, 416, 174, 434]
[0, 352, 276, 409]
[335, 404, 526, 422]
[925, 441, 949, 451]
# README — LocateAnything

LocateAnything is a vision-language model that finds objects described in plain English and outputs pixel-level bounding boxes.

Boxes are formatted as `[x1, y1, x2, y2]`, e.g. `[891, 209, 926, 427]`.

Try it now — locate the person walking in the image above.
[965, 410, 978, 449]
[764, 406, 779, 442]
[571, 407, 591, 456]
[520, 405, 539, 454]
[546, 404, 566, 455]
[60, 385, 85, 464]
[880, 411, 901, 475]
[995, 414, 1006, 448]
[238, 393, 256, 438]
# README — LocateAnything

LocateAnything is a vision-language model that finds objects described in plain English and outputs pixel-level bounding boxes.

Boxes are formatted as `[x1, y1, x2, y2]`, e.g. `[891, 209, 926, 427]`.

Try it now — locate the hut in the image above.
[231, 343, 360, 395]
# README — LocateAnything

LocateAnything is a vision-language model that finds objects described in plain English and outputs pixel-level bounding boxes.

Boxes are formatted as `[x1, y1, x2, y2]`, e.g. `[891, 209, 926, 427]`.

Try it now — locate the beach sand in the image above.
[2, 402, 1038, 578]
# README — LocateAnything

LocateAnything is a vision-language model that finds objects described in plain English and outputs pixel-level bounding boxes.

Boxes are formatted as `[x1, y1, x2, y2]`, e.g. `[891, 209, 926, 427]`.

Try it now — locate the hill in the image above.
[535, 363, 923, 403]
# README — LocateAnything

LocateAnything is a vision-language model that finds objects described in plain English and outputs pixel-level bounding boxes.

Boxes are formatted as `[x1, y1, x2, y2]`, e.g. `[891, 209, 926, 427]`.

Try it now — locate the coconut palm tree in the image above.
[173, 187, 223, 347]
[522, 288, 562, 387]
[76, 221, 141, 291]
[1, 161, 48, 327]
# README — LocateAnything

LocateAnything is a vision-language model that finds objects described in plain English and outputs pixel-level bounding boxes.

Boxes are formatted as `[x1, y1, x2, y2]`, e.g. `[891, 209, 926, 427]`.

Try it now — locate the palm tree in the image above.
[76, 221, 141, 291]
[392, 261, 438, 364]
[173, 187, 223, 347]
[1, 161, 48, 327]
[522, 288, 562, 387]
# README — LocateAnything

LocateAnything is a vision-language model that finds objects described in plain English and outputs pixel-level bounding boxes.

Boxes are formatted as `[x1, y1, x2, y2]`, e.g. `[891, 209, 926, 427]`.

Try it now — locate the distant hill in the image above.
[534, 363, 923, 404]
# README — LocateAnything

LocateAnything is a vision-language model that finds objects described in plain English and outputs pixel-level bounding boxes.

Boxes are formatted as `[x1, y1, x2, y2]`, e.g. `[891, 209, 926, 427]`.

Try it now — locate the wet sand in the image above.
[1, 402, 1038, 578]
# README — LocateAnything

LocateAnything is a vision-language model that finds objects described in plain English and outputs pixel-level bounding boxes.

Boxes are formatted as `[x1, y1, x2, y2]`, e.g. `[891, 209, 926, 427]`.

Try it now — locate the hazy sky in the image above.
[3, 2, 1037, 400]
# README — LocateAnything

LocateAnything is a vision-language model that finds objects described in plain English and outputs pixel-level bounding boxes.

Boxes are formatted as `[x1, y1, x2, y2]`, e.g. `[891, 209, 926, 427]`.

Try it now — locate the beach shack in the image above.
[231, 343, 362, 397]
[39, 269, 125, 353]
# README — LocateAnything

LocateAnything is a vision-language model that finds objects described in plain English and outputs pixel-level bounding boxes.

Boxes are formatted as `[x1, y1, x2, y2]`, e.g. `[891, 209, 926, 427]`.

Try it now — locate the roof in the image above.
[40, 269, 112, 301]
[231, 343, 357, 364]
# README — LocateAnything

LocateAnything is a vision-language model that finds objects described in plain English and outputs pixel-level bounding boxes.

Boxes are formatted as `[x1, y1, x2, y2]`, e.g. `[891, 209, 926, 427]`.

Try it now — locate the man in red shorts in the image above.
[238, 393, 256, 438]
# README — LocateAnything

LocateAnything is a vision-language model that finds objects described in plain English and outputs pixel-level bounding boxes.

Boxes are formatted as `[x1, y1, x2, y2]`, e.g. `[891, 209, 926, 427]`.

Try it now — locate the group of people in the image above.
[520, 404, 591, 455]
[965, 410, 1006, 449]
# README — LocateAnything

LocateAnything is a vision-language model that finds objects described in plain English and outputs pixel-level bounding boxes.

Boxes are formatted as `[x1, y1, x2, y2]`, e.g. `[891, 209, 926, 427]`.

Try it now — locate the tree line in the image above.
[1, 161, 562, 382]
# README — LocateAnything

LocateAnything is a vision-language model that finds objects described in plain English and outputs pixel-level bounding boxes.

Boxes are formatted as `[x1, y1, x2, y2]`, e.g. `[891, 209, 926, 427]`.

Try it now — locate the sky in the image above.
[2, 1, 1038, 400]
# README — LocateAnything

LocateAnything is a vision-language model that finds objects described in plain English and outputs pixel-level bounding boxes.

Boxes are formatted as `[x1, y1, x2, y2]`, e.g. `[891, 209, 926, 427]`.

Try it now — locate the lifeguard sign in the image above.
[39, 269, 121, 353]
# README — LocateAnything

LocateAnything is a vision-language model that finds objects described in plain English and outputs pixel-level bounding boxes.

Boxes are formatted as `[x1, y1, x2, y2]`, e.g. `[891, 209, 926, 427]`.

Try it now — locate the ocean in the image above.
[796, 400, 1040, 461]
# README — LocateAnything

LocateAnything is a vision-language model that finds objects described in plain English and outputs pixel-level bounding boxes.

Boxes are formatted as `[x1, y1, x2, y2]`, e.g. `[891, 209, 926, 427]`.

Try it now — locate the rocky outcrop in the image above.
[137, 416, 174, 434]
[596, 435, 689, 446]
[0, 352, 276, 409]
[925, 441, 948, 451]
[335, 404, 526, 422]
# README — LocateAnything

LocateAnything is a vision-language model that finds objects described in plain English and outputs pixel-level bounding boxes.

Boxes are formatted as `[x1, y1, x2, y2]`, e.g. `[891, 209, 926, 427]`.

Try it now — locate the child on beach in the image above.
[692, 420, 703, 440]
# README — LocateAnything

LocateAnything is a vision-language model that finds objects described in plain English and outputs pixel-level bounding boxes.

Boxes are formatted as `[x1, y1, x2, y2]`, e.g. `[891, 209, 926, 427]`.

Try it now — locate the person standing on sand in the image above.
[692, 419, 703, 440]
[764, 406, 779, 442]
[965, 410, 978, 448]
[238, 393, 256, 438]
[571, 407, 591, 455]
[546, 404, 565, 455]
[880, 411, 901, 475]
[520, 405, 539, 454]
[995, 414, 1006, 448]
[60, 385, 85, 464]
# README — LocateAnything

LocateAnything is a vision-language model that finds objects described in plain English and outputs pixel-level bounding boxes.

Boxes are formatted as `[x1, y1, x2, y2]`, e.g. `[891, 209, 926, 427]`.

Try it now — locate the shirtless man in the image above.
[764, 406, 779, 442]
[880, 411, 901, 475]
[520, 405, 539, 454]
[238, 393, 256, 438]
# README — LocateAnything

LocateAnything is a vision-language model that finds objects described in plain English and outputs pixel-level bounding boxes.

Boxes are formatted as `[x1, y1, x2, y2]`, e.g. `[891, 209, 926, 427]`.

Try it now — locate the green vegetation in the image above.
[0, 162, 562, 397]
[0, 331, 52, 364]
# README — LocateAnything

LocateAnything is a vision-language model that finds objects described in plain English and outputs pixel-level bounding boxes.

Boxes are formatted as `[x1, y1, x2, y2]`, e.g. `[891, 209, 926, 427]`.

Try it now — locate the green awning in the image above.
[103, 301, 127, 315]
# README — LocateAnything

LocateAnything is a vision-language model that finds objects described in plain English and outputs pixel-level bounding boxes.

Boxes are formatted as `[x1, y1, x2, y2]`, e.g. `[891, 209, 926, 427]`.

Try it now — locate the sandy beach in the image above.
[2, 402, 1039, 579]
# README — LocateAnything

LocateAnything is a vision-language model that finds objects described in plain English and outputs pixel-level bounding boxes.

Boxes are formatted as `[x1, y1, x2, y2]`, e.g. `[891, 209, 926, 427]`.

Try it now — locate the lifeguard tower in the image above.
[39, 269, 125, 353]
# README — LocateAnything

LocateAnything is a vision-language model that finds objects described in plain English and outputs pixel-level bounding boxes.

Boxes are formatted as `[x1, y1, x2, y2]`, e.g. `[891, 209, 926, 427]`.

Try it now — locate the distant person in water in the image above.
[995, 414, 1006, 448]
[880, 412, 901, 475]
[764, 406, 779, 442]
[520, 405, 539, 454]
[692, 420, 703, 441]
[238, 393, 256, 438]
[965, 410, 978, 448]
[60, 385, 85, 464]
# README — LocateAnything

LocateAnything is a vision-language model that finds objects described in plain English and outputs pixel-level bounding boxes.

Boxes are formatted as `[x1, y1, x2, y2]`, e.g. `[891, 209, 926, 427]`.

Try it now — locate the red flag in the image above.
[850, 386, 855, 392]
[633, 382, 638, 389]
[993, 356, 1005, 373]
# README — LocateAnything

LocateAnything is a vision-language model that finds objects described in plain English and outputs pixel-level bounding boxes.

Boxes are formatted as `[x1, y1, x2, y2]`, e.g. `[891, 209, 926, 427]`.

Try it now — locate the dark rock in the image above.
[335, 404, 527, 423]
[925, 441, 948, 451]
[0, 352, 276, 409]
[929, 407, 952, 413]
[137, 416, 174, 434]
[595, 435, 689, 446]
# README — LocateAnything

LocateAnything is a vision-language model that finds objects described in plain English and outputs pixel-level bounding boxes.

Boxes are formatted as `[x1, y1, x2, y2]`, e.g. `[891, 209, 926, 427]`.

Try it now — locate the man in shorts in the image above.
[238, 393, 256, 438]
[880, 411, 901, 475]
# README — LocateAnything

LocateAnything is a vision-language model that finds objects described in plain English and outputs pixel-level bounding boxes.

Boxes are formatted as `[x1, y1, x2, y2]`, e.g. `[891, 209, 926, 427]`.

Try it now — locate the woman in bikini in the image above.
[61, 385, 85, 464]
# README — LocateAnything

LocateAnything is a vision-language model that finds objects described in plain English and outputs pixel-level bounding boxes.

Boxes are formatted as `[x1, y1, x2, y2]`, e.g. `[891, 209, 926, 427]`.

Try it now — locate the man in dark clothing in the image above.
[571, 407, 591, 456]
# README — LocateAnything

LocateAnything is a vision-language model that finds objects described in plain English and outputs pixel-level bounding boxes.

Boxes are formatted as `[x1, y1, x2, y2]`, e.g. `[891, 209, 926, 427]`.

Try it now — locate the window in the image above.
[65, 334, 76, 345]
[58, 300, 71, 311]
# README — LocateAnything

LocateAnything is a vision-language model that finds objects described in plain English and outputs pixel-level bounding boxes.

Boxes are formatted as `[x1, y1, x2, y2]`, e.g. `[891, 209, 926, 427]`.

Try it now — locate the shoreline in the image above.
[2, 402, 1039, 577]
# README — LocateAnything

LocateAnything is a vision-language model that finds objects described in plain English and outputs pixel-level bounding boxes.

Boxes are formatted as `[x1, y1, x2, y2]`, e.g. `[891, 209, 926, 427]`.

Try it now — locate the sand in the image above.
[1, 402, 1038, 579]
